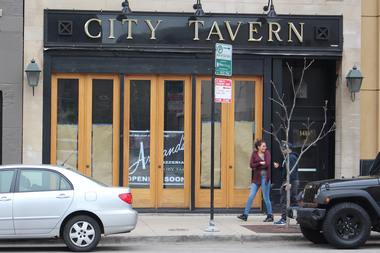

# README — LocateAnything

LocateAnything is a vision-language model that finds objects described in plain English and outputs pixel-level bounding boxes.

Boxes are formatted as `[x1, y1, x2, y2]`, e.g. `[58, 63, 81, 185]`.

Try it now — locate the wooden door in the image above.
[124, 75, 191, 208]
[51, 73, 120, 186]
[195, 76, 263, 209]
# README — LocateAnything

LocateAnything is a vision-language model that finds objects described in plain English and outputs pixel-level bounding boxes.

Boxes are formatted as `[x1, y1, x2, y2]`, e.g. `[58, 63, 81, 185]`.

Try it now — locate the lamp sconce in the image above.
[346, 66, 364, 102]
[263, 0, 276, 17]
[121, 0, 132, 14]
[193, 0, 205, 16]
[25, 59, 41, 96]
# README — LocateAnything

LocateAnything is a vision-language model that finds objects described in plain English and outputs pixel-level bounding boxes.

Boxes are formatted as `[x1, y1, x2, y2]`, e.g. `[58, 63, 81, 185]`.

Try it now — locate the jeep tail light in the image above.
[119, 193, 133, 204]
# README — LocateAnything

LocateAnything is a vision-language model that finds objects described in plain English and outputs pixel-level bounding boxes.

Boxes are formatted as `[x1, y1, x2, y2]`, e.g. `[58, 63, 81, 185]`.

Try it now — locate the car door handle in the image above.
[0, 196, 11, 201]
[56, 194, 70, 199]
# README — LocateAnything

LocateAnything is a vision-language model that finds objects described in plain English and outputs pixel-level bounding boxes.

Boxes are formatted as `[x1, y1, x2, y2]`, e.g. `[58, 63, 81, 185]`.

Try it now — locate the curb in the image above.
[99, 234, 306, 244]
[0, 234, 306, 246]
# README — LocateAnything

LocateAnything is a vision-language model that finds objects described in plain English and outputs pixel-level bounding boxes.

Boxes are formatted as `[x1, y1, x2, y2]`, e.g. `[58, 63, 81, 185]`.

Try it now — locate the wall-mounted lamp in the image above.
[25, 59, 41, 96]
[263, 0, 276, 17]
[193, 0, 205, 16]
[121, 0, 132, 14]
[346, 66, 364, 102]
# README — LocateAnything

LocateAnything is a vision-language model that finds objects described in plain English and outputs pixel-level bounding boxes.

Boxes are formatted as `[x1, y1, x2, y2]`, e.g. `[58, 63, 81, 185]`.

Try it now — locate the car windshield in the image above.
[65, 168, 107, 187]
[368, 152, 380, 176]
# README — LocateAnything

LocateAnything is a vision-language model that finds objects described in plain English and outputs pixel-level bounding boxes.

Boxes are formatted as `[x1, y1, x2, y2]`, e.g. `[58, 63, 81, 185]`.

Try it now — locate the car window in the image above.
[0, 170, 14, 193]
[19, 170, 73, 192]
[60, 176, 72, 190]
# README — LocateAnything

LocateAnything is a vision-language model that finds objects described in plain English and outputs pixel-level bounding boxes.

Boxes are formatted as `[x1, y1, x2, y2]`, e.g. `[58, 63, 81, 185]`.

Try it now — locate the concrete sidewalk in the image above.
[0, 213, 305, 246]
[99, 213, 305, 245]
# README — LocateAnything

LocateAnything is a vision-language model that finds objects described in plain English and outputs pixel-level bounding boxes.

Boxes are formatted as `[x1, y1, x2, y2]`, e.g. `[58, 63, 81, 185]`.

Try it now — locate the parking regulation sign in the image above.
[215, 43, 232, 76]
[215, 78, 232, 103]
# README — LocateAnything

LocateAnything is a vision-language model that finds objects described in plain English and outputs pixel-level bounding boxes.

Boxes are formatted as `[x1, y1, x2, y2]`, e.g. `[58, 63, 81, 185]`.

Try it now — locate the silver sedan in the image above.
[0, 164, 138, 252]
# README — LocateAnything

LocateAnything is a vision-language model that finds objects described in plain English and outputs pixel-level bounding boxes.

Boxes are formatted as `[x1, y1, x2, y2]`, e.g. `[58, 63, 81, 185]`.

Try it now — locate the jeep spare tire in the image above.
[322, 202, 371, 249]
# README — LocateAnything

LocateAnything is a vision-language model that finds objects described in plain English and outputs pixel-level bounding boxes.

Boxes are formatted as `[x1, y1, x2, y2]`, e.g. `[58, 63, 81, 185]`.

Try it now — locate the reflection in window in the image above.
[57, 79, 78, 125]
[234, 81, 255, 189]
[0, 170, 14, 193]
[129, 80, 151, 189]
[295, 81, 307, 98]
[130, 80, 151, 131]
[19, 170, 72, 192]
[92, 80, 113, 186]
[200, 81, 221, 189]
[163, 81, 185, 189]
[60, 177, 72, 190]
[57, 79, 79, 170]
[92, 80, 113, 124]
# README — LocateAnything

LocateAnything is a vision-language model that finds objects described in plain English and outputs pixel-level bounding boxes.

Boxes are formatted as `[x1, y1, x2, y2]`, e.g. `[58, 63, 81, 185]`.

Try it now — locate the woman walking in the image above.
[237, 138, 273, 222]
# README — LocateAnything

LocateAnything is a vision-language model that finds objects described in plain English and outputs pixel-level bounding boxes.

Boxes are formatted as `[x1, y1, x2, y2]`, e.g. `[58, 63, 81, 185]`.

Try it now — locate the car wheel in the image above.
[322, 202, 371, 249]
[300, 225, 327, 244]
[63, 215, 101, 252]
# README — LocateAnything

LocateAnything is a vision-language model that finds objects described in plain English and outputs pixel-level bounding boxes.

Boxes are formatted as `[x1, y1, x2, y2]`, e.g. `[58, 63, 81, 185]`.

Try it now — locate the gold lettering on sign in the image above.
[224, 21, 242, 41]
[84, 18, 101, 39]
[122, 19, 138, 39]
[145, 20, 163, 40]
[206, 21, 225, 41]
[288, 22, 304, 43]
[268, 22, 282, 42]
[189, 21, 205, 41]
[248, 22, 262, 42]
[108, 19, 115, 39]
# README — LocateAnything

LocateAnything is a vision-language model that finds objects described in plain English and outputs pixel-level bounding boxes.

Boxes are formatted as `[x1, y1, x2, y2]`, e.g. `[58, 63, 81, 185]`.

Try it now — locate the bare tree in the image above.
[264, 58, 336, 228]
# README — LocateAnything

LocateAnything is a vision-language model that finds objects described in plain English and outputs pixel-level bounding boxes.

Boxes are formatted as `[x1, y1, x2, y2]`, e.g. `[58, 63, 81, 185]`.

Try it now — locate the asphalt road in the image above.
[1, 238, 380, 253]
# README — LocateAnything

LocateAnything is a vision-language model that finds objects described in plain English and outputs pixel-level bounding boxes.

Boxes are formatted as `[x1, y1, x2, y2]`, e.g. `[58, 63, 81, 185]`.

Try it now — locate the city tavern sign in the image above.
[44, 10, 342, 54]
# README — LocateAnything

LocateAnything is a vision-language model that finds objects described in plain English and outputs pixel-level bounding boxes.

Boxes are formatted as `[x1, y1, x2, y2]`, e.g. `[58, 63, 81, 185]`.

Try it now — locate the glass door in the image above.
[195, 76, 263, 208]
[51, 74, 120, 186]
[125, 75, 191, 208]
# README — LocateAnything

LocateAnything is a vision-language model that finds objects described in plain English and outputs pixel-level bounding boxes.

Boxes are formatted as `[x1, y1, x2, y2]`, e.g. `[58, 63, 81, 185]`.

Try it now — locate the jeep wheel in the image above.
[300, 226, 327, 244]
[322, 202, 371, 249]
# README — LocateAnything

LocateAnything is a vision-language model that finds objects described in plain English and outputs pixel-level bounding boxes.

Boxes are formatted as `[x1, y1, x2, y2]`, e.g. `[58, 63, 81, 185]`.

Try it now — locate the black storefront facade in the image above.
[43, 10, 340, 212]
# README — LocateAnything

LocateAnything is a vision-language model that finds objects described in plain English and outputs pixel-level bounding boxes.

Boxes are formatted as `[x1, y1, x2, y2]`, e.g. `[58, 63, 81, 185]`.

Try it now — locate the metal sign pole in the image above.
[205, 43, 220, 232]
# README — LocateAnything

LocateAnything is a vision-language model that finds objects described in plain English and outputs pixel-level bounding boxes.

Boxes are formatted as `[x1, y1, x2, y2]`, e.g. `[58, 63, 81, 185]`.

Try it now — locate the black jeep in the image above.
[289, 152, 380, 249]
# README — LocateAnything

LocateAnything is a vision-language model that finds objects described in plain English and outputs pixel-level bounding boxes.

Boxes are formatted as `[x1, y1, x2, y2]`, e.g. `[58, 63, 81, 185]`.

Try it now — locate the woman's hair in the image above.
[253, 138, 265, 151]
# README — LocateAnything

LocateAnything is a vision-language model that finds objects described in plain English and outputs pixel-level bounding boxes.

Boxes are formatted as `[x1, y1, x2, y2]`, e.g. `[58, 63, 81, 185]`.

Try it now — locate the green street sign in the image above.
[215, 43, 232, 76]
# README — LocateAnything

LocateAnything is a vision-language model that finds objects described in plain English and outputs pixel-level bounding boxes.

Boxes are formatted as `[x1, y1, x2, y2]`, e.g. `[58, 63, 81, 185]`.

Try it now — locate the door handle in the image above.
[158, 165, 162, 168]
[0, 196, 11, 201]
[229, 165, 233, 169]
[56, 194, 70, 199]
